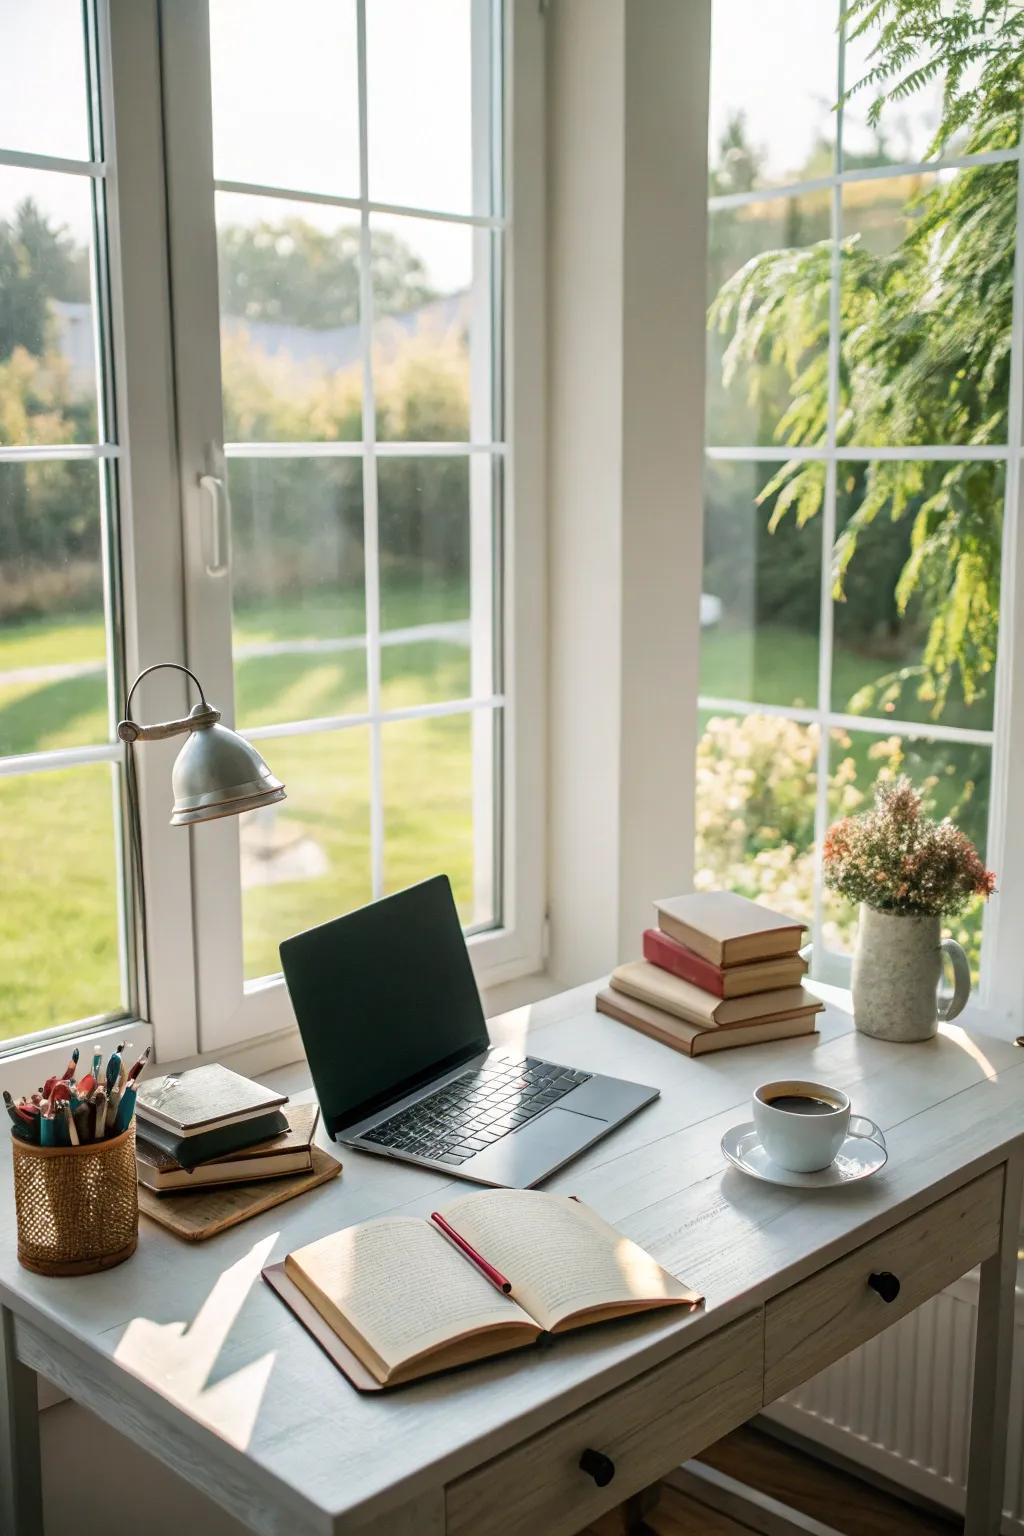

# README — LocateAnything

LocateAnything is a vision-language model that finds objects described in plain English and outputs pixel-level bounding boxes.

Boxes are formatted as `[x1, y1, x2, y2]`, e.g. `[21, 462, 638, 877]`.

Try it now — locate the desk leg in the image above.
[0, 1305, 43, 1536]
[965, 1150, 1023, 1536]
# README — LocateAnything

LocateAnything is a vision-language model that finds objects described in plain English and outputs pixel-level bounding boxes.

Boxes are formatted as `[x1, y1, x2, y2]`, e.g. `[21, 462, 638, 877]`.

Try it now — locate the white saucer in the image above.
[721, 1120, 888, 1189]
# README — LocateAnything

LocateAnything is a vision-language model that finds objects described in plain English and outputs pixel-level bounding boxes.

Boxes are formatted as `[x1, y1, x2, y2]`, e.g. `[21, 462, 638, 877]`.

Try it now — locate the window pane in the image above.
[0, 460, 109, 756]
[0, 167, 99, 443]
[707, 191, 831, 447]
[378, 456, 480, 710]
[382, 710, 494, 926]
[372, 215, 492, 443]
[367, 0, 488, 216]
[241, 727, 371, 981]
[839, 165, 1014, 447]
[230, 458, 367, 729]
[832, 461, 1000, 731]
[825, 729, 990, 981]
[218, 192, 363, 444]
[0, 0, 90, 162]
[0, 762, 124, 1040]
[701, 460, 823, 709]
[709, 0, 837, 195]
[210, 0, 359, 197]
[695, 710, 818, 926]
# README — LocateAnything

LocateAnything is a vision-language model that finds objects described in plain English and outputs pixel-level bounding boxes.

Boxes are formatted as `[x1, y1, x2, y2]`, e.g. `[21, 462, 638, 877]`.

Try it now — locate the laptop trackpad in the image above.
[472, 1106, 610, 1190]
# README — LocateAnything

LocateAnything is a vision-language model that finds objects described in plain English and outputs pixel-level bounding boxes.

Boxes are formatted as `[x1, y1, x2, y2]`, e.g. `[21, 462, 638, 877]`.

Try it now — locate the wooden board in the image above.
[138, 1145, 341, 1241]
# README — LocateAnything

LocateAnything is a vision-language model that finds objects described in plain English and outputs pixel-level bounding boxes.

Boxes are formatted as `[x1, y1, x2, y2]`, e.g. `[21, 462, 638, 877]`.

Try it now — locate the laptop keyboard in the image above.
[359, 1053, 592, 1166]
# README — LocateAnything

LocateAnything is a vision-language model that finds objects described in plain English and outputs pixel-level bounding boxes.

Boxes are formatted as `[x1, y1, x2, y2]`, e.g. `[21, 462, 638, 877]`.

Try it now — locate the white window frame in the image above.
[159, 0, 546, 1051]
[700, 3, 1024, 1022]
[0, 0, 544, 1073]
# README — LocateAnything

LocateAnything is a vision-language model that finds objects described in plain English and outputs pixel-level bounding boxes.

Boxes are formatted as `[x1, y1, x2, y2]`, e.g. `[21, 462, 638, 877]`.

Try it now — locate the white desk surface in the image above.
[2, 981, 1023, 1536]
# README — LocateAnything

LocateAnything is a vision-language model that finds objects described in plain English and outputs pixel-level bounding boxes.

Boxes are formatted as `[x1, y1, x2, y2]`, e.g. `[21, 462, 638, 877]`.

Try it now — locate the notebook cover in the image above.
[138, 1145, 341, 1241]
[262, 1262, 384, 1392]
[136, 1110, 290, 1169]
[136, 1062, 288, 1133]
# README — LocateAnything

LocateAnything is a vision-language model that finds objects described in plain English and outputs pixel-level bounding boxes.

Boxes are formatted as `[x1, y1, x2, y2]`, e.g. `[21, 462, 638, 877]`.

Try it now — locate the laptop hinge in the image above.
[330, 1039, 488, 1137]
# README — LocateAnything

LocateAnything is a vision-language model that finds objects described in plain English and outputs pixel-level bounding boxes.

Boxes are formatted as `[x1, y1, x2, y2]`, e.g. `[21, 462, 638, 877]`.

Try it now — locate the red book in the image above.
[642, 929, 808, 999]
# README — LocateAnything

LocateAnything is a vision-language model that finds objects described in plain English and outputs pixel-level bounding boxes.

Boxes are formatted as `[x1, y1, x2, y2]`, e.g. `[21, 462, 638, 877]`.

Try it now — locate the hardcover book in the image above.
[596, 988, 819, 1056]
[610, 960, 823, 1029]
[266, 1190, 702, 1389]
[137, 1103, 318, 1193]
[654, 891, 806, 967]
[137, 1109, 290, 1170]
[642, 928, 808, 998]
[136, 1061, 288, 1135]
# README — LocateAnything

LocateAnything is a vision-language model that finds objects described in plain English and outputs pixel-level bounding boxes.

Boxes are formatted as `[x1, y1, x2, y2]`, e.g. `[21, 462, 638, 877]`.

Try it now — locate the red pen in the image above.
[429, 1212, 512, 1295]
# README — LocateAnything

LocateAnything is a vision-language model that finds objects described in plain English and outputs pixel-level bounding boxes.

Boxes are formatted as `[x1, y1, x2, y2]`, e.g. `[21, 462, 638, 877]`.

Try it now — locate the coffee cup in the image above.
[752, 1080, 884, 1174]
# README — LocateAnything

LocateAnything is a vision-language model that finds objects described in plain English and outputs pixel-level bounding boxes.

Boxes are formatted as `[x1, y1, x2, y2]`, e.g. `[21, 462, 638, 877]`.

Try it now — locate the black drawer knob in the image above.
[579, 1448, 616, 1487]
[868, 1270, 901, 1304]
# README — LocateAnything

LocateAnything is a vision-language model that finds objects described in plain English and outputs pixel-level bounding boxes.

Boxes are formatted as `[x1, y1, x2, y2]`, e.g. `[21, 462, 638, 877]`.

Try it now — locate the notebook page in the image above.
[438, 1191, 698, 1332]
[286, 1216, 534, 1372]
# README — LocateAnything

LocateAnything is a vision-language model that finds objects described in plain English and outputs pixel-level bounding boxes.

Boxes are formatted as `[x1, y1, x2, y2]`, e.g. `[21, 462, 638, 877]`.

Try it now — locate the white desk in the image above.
[2, 981, 1022, 1536]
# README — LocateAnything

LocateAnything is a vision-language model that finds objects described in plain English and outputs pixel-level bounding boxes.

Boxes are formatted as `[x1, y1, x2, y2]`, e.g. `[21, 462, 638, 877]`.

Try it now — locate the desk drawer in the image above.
[764, 1167, 1003, 1403]
[445, 1311, 762, 1536]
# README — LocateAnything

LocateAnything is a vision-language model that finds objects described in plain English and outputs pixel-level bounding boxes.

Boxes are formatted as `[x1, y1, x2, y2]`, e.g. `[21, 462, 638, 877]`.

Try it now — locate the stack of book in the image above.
[135, 1062, 317, 1193]
[597, 891, 823, 1056]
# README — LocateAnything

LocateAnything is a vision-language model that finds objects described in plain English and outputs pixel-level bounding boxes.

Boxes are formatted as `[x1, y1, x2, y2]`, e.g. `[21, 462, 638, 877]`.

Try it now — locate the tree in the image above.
[218, 218, 437, 329]
[709, 0, 1022, 717]
[0, 199, 89, 361]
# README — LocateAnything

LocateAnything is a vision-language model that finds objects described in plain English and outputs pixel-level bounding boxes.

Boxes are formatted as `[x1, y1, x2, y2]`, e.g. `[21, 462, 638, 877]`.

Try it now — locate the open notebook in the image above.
[264, 1190, 702, 1390]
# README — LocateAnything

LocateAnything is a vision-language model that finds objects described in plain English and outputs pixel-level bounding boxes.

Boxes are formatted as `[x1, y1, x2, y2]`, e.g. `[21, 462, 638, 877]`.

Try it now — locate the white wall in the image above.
[546, 0, 710, 986]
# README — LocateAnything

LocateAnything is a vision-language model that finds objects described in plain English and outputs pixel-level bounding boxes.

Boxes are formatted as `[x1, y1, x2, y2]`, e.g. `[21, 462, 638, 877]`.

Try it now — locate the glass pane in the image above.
[695, 709, 818, 926]
[841, 8, 1010, 167]
[382, 711, 493, 925]
[210, 0, 359, 197]
[839, 165, 1014, 447]
[0, 167, 98, 443]
[0, 461, 108, 755]
[230, 458, 367, 729]
[701, 460, 823, 709]
[831, 460, 1000, 730]
[0, 0, 90, 162]
[709, 0, 837, 195]
[217, 192, 363, 444]
[372, 215, 490, 443]
[367, 0, 487, 215]
[241, 727, 371, 981]
[0, 762, 123, 1040]
[707, 191, 831, 447]
[377, 456, 476, 709]
[825, 729, 990, 981]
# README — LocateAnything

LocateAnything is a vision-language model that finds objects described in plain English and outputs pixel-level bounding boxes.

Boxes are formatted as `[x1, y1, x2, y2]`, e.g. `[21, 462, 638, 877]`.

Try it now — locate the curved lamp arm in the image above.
[117, 662, 220, 744]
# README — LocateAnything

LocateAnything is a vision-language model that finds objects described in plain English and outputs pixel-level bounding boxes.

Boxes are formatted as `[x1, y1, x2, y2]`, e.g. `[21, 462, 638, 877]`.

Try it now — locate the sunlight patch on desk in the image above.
[113, 1233, 278, 1449]
[941, 1024, 998, 1083]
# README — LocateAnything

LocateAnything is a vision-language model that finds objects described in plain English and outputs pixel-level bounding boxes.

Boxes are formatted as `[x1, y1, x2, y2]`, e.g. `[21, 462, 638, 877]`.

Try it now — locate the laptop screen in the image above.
[279, 874, 490, 1135]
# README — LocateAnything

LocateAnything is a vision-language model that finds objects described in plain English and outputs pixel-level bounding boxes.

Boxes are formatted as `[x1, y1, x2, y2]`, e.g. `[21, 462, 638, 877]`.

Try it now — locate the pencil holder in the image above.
[12, 1123, 138, 1276]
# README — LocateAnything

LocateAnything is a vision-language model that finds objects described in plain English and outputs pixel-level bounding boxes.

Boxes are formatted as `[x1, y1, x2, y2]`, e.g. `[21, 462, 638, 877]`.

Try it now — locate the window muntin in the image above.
[0, 1, 130, 1042]
[208, 0, 503, 984]
[699, 2, 1017, 987]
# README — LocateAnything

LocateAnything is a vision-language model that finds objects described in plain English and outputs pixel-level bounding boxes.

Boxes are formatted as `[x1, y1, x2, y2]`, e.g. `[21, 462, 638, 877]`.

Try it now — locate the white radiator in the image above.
[762, 1270, 1024, 1532]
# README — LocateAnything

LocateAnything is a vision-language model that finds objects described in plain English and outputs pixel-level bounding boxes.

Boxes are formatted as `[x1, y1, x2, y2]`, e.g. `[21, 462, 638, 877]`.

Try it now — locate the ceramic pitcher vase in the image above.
[851, 904, 971, 1042]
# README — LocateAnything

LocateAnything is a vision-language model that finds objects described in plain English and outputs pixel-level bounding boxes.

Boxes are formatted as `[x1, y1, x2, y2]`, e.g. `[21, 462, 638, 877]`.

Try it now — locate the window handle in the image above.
[199, 472, 230, 577]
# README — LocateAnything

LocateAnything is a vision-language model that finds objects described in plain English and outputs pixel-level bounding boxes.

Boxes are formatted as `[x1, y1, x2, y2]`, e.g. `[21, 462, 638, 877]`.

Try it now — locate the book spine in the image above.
[642, 929, 725, 996]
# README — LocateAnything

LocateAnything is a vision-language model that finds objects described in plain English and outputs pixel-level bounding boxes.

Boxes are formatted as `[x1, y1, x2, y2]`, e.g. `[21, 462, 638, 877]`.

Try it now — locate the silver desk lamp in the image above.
[116, 662, 285, 1004]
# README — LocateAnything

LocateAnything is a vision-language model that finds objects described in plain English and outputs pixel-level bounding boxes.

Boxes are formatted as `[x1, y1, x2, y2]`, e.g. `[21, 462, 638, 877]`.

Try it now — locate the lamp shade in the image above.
[169, 712, 285, 826]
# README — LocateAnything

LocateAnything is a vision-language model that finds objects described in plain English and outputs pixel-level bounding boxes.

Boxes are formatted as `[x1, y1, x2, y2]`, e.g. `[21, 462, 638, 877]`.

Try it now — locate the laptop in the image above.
[279, 874, 659, 1188]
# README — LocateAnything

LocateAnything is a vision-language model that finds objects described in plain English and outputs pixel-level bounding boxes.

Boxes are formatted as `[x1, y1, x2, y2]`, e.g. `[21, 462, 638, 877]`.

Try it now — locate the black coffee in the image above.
[766, 1093, 837, 1116]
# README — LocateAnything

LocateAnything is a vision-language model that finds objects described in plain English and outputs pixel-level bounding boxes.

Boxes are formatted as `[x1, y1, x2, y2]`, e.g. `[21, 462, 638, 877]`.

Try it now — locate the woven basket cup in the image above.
[12, 1122, 138, 1276]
